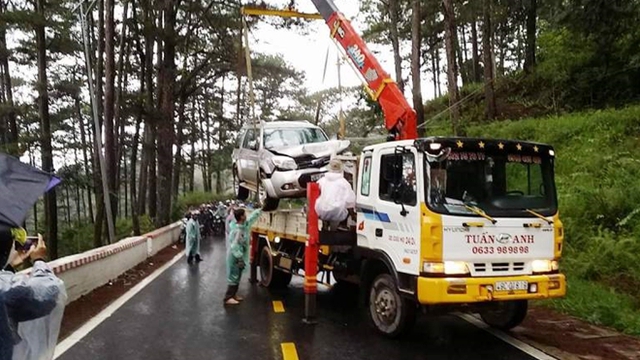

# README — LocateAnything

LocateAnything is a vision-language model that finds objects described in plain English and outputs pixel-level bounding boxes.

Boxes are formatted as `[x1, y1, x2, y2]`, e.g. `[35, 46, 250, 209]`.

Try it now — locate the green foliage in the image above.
[58, 215, 154, 258]
[542, 277, 640, 335]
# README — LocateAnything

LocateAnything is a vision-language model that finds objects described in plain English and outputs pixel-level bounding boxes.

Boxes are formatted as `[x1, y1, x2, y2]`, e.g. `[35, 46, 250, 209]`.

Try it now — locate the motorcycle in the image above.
[212, 215, 225, 236]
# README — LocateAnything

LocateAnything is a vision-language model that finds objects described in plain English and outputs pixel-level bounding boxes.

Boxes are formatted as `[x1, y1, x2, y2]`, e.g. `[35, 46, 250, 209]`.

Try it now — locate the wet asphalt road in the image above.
[58, 236, 541, 360]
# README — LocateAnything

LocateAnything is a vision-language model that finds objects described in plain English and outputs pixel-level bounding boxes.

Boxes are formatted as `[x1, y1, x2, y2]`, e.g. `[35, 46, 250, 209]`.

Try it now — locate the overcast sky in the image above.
[248, 0, 440, 103]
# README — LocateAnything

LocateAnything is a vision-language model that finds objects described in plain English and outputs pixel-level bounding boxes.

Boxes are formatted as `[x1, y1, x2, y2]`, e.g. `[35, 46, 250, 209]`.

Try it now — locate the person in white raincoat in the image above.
[185, 211, 202, 264]
[0, 228, 66, 360]
[315, 159, 356, 231]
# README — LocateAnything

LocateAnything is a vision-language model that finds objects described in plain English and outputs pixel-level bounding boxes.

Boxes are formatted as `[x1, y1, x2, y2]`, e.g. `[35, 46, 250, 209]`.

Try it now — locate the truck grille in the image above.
[473, 262, 526, 274]
[294, 155, 329, 170]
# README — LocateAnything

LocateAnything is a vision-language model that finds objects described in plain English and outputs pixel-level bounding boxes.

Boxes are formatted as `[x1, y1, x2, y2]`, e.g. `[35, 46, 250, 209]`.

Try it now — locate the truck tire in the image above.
[262, 197, 280, 211]
[259, 246, 292, 288]
[367, 273, 416, 338]
[480, 300, 528, 331]
[234, 169, 249, 200]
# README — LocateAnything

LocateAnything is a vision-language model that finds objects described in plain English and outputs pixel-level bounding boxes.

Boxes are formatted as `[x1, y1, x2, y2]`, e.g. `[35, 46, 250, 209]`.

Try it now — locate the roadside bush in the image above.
[58, 214, 154, 257]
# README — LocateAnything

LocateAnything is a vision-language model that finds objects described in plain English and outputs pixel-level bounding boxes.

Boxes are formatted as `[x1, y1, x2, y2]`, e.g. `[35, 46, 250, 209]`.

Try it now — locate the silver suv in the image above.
[232, 121, 350, 210]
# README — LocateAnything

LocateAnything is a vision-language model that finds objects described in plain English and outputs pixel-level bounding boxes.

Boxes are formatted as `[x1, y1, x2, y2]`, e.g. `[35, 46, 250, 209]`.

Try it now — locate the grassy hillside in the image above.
[434, 106, 640, 334]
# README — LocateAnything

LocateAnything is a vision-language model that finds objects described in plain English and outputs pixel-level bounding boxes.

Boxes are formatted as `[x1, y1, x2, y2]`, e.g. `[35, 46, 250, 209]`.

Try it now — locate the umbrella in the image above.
[0, 153, 61, 228]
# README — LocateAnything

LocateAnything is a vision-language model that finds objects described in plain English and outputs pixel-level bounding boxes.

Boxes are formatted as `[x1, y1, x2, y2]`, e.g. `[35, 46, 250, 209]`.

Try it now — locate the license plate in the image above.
[278, 257, 292, 270]
[310, 173, 324, 182]
[495, 280, 528, 292]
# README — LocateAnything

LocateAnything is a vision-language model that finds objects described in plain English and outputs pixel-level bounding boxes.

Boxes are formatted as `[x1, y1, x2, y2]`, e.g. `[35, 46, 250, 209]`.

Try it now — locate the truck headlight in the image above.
[531, 259, 559, 273]
[272, 156, 297, 170]
[423, 261, 469, 275]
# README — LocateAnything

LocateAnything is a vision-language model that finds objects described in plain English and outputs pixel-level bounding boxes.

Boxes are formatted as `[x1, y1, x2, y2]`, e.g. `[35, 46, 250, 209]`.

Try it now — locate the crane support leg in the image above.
[304, 182, 320, 324]
[249, 232, 259, 284]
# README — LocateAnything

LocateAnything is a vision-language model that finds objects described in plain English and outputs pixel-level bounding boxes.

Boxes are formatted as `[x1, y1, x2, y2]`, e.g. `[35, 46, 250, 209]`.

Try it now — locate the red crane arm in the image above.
[310, 0, 418, 140]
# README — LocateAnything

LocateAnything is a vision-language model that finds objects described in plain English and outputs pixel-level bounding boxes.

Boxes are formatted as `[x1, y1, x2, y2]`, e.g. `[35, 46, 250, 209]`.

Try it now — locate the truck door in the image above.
[357, 147, 422, 276]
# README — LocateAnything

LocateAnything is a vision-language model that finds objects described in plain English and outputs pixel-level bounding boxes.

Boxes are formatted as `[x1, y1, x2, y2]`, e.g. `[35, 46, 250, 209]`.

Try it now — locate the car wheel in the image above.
[258, 174, 279, 211]
[234, 169, 249, 200]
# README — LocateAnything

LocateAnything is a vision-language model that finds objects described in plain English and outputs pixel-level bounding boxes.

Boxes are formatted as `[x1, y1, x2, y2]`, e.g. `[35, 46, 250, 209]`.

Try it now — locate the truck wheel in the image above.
[368, 273, 416, 338]
[480, 300, 528, 331]
[259, 246, 292, 288]
[234, 170, 249, 200]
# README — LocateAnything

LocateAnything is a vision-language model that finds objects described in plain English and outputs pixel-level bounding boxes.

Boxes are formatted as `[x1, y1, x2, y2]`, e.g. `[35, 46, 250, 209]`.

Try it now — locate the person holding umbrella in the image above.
[0, 153, 65, 360]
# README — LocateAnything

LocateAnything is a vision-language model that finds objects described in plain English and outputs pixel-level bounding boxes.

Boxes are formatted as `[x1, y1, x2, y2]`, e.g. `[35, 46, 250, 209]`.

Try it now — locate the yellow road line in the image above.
[273, 300, 285, 313]
[281, 342, 299, 360]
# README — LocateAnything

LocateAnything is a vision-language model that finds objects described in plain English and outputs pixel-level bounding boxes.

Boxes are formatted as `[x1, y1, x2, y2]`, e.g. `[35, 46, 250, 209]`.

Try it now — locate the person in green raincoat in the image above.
[224, 207, 262, 305]
[185, 211, 202, 264]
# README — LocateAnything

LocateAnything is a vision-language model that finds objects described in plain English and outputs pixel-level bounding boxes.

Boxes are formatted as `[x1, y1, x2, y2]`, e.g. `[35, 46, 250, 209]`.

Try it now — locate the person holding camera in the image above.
[0, 226, 66, 360]
[223, 207, 263, 305]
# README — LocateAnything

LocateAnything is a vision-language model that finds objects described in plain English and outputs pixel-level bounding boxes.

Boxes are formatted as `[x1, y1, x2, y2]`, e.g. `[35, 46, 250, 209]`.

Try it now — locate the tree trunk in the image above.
[139, 0, 154, 217]
[113, 1, 129, 216]
[148, 126, 157, 219]
[435, 46, 442, 97]
[65, 186, 71, 227]
[130, 113, 142, 235]
[200, 107, 209, 192]
[410, 0, 424, 134]
[443, 0, 461, 134]
[523, 0, 537, 72]
[471, 17, 482, 82]
[456, 28, 467, 86]
[216, 78, 225, 195]
[75, 96, 94, 222]
[0, 1, 17, 155]
[130, 55, 144, 234]
[205, 101, 212, 192]
[96, 0, 104, 128]
[388, 0, 404, 94]
[35, 0, 58, 259]
[189, 112, 196, 192]
[431, 49, 438, 97]
[482, 0, 497, 119]
[156, 0, 177, 226]
[171, 95, 187, 199]
[103, 0, 117, 225]
[71, 112, 82, 224]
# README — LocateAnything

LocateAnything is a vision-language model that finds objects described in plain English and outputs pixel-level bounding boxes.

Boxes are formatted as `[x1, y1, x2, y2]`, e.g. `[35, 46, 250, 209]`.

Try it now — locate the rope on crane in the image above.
[241, 15, 257, 124]
[313, 45, 331, 125]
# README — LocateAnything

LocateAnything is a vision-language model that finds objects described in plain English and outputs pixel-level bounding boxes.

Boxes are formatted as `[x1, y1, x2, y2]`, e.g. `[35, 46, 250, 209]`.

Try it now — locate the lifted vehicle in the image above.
[232, 121, 349, 211]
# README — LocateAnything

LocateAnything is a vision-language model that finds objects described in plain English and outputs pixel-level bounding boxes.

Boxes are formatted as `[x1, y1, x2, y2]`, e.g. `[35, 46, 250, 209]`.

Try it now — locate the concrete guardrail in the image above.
[22, 221, 183, 304]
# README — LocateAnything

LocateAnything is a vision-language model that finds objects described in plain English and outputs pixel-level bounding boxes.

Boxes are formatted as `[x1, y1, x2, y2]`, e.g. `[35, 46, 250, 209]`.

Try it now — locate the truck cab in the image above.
[251, 136, 566, 338]
[353, 137, 565, 335]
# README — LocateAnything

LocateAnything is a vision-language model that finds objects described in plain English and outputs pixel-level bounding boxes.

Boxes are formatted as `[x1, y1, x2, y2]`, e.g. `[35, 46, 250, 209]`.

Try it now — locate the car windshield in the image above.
[263, 128, 327, 149]
[425, 151, 557, 217]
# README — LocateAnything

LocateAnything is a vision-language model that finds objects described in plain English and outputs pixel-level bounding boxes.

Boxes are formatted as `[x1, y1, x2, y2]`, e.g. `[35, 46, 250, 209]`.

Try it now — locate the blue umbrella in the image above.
[0, 153, 61, 228]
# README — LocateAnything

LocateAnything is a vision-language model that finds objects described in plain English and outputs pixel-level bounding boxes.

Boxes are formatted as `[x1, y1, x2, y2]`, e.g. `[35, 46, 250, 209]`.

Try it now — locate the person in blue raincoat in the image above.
[224, 207, 262, 305]
[0, 227, 66, 360]
[185, 211, 202, 264]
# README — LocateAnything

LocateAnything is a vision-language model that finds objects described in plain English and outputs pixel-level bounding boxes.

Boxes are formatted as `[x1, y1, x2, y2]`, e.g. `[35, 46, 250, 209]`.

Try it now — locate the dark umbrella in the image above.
[0, 153, 61, 228]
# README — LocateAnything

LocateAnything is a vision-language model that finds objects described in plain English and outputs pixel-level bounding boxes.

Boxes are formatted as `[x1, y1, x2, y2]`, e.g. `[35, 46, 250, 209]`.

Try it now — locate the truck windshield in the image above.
[263, 128, 328, 149]
[425, 151, 557, 217]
